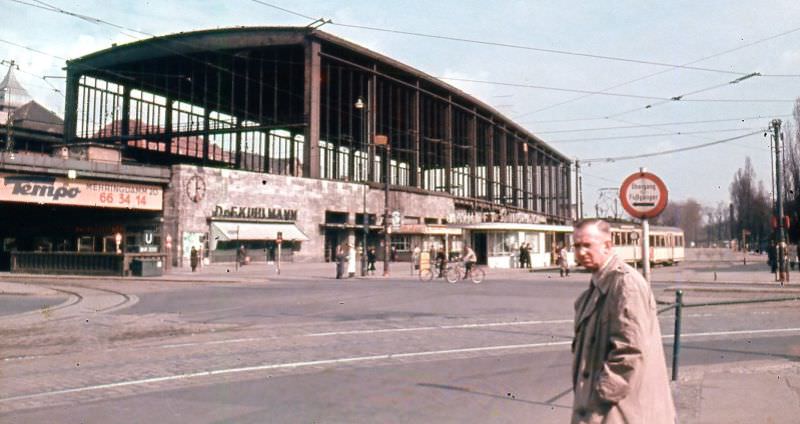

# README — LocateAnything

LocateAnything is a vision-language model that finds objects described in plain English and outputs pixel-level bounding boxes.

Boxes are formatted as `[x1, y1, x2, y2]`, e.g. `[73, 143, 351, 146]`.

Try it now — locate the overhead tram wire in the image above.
[437, 77, 667, 101]
[548, 127, 761, 143]
[580, 130, 762, 164]
[514, 25, 800, 120]
[535, 114, 793, 134]
[245, 0, 761, 77]
[525, 71, 779, 124]
[602, 116, 766, 153]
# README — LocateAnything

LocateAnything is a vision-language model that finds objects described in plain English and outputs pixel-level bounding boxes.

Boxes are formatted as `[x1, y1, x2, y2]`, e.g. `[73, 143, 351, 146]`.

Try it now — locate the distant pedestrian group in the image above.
[335, 242, 358, 279]
[518, 242, 532, 268]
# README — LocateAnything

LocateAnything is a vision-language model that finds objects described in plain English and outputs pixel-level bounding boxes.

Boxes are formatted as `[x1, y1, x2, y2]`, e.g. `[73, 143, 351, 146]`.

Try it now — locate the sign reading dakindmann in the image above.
[0, 174, 163, 211]
[212, 205, 297, 221]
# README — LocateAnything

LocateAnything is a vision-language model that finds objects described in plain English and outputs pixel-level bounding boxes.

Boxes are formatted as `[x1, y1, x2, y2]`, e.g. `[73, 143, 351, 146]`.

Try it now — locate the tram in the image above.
[610, 223, 685, 266]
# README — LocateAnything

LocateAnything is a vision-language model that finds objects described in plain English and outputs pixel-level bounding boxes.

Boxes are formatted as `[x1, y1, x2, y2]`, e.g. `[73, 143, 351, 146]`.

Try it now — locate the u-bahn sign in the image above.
[619, 171, 668, 219]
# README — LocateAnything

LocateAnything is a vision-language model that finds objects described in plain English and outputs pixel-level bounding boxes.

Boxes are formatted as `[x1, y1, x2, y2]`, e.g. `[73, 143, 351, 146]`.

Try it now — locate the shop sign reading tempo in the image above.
[0, 173, 163, 211]
[619, 171, 668, 219]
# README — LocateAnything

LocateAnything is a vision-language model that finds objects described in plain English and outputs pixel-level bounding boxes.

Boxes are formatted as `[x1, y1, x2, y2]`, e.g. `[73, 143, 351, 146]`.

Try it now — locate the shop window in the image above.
[325, 211, 348, 224]
[424, 217, 439, 224]
[391, 235, 412, 252]
[77, 236, 94, 252]
[522, 233, 540, 253]
[356, 213, 376, 226]
[488, 232, 516, 255]
[103, 236, 117, 253]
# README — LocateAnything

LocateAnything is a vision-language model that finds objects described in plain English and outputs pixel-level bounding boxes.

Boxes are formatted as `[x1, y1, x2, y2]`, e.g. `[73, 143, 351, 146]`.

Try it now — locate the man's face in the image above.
[573, 224, 612, 271]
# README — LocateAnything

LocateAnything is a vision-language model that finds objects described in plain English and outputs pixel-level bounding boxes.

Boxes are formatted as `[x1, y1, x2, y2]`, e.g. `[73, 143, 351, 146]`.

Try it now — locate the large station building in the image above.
[0, 27, 573, 274]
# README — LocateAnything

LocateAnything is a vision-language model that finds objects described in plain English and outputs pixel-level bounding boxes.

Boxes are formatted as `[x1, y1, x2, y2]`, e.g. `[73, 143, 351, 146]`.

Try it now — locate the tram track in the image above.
[0, 280, 138, 324]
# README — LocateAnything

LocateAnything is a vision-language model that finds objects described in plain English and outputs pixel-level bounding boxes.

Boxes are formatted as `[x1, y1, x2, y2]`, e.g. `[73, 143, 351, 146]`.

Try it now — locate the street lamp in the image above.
[374, 134, 390, 277]
[355, 96, 368, 276]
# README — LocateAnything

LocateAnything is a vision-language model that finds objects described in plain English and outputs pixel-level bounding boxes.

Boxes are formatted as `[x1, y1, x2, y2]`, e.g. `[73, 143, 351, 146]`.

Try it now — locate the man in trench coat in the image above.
[571, 219, 675, 423]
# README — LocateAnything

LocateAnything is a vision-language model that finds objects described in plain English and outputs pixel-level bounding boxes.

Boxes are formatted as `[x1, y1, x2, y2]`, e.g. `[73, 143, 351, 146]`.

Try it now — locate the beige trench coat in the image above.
[571, 255, 675, 423]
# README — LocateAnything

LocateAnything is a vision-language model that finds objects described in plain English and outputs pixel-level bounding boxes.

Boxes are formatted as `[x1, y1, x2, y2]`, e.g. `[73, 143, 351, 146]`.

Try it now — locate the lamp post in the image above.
[375, 134, 390, 277]
[355, 96, 369, 276]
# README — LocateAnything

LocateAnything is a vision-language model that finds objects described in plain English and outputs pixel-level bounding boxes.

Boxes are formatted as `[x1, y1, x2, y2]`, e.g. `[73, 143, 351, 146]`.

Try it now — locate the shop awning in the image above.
[211, 222, 309, 242]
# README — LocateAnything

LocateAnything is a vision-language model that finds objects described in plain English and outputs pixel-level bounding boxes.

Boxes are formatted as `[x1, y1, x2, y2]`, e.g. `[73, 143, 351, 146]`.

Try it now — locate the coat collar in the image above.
[575, 255, 623, 330]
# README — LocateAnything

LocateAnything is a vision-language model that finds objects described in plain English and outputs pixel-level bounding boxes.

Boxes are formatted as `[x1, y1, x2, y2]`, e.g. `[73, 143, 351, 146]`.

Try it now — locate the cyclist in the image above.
[434, 248, 447, 278]
[462, 245, 477, 280]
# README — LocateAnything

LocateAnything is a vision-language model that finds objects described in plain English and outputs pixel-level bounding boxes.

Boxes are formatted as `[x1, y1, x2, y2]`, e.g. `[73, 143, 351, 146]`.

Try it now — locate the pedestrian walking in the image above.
[519, 244, 527, 268]
[335, 243, 346, 279]
[347, 243, 356, 278]
[525, 242, 532, 268]
[412, 245, 421, 274]
[570, 219, 675, 423]
[367, 247, 377, 275]
[190, 246, 199, 272]
[559, 243, 570, 277]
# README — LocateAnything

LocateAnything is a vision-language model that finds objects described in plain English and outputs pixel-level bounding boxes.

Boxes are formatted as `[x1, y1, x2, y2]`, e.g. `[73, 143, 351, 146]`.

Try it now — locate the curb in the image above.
[663, 285, 800, 294]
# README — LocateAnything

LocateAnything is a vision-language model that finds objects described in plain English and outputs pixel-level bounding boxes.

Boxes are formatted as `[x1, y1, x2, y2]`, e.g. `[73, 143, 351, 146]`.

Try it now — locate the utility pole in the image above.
[383, 140, 391, 276]
[772, 119, 788, 284]
[574, 160, 582, 220]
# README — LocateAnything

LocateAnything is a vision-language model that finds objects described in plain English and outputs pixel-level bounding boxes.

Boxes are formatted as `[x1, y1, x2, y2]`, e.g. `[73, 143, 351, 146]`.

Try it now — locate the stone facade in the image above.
[166, 164, 456, 264]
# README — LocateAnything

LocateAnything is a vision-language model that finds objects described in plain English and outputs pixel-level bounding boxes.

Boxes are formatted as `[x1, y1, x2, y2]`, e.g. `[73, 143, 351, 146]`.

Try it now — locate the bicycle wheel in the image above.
[419, 269, 434, 282]
[470, 268, 485, 284]
[445, 266, 461, 283]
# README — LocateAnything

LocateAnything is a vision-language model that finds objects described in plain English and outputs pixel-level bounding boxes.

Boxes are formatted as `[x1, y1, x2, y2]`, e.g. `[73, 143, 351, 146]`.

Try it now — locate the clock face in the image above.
[185, 175, 206, 203]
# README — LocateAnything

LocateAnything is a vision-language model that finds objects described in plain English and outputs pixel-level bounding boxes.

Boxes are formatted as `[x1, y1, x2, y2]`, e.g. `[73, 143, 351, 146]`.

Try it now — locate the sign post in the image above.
[619, 168, 669, 282]
[276, 231, 283, 275]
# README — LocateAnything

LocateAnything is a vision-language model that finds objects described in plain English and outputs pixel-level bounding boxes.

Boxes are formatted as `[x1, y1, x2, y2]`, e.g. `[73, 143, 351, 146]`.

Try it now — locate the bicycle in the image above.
[445, 261, 485, 284]
[418, 262, 449, 282]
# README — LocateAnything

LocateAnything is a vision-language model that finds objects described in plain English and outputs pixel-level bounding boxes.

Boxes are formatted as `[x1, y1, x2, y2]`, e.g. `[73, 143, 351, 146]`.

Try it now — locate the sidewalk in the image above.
[674, 361, 800, 424]
[0, 260, 548, 285]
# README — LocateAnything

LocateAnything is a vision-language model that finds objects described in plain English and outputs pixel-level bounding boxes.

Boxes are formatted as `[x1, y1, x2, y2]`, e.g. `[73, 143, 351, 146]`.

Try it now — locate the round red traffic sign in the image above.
[619, 171, 668, 219]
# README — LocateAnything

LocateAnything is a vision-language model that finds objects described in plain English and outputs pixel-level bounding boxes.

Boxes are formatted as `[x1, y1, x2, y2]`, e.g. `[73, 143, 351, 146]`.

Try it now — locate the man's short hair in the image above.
[574, 218, 611, 236]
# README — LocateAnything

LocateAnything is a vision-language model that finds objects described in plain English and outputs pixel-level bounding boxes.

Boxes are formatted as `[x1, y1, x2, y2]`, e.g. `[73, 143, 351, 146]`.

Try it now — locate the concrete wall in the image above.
[167, 164, 456, 264]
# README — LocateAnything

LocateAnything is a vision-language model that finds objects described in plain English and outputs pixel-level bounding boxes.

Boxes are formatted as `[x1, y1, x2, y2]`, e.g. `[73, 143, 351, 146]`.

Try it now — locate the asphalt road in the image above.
[2, 265, 799, 423]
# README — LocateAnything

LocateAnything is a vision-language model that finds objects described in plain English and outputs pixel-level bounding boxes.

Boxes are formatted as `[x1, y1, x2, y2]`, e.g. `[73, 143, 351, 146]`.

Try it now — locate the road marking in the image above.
[0, 340, 572, 404]
[5, 326, 800, 403]
[148, 319, 575, 349]
[305, 319, 574, 337]
[664, 327, 800, 339]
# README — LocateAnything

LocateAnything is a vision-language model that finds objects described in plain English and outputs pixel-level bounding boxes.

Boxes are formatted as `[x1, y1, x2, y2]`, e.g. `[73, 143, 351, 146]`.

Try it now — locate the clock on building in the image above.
[185, 175, 206, 203]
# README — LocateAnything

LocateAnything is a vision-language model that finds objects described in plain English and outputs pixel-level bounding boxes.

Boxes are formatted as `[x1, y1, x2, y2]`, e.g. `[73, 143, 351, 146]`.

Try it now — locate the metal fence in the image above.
[658, 290, 800, 380]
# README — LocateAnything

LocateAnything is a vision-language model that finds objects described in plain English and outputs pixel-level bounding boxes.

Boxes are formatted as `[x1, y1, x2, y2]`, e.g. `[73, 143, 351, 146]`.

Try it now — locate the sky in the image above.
[3, 0, 800, 219]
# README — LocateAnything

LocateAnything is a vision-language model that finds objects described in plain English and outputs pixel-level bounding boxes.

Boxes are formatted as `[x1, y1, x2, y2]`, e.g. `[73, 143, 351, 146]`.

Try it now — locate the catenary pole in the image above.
[772, 119, 788, 284]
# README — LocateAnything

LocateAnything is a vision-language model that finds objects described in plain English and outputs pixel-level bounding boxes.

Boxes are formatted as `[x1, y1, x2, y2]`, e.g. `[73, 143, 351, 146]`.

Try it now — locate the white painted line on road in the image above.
[664, 327, 800, 339]
[305, 319, 574, 337]
[157, 337, 264, 349]
[5, 326, 800, 404]
[145, 319, 575, 350]
[0, 340, 572, 404]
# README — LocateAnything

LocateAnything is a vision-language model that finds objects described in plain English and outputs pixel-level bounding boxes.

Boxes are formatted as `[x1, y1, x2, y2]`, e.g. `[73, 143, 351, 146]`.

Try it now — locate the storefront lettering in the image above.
[5, 177, 81, 200]
[448, 211, 545, 225]
[212, 205, 297, 221]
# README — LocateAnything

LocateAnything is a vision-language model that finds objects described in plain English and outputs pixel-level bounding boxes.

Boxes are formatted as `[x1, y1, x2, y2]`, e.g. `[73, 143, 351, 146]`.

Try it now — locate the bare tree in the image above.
[782, 99, 800, 243]
[730, 157, 771, 250]
[654, 199, 703, 244]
